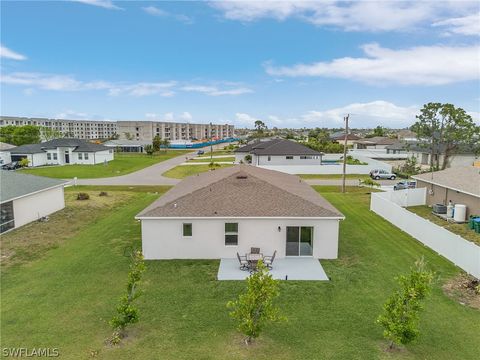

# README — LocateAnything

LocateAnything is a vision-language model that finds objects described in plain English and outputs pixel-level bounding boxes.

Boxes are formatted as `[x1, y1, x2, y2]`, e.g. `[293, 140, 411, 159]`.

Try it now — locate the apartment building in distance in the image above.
[0, 116, 234, 142]
[0, 116, 118, 140]
[117, 121, 235, 142]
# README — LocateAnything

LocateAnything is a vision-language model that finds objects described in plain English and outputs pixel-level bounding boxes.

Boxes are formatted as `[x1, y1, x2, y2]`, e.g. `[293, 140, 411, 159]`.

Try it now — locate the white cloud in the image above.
[2, 72, 251, 97]
[181, 85, 253, 96]
[55, 110, 90, 119]
[72, 0, 123, 10]
[142, 5, 193, 24]
[145, 112, 193, 122]
[0, 44, 27, 60]
[210, 1, 478, 32]
[432, 14, 480, 36]
[265, 43, 480, 85]
[234, 113, 261, 126]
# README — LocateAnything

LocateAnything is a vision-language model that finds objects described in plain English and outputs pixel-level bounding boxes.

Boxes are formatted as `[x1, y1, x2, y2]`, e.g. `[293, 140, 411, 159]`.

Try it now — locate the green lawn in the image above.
[162, 163, 234, 179]
[188, 156, 235, 163]
[1, 186, 478, 359]
[407, 205, 480, 245]
[19, 151, 189, 179]
[298, 174, 370, 180]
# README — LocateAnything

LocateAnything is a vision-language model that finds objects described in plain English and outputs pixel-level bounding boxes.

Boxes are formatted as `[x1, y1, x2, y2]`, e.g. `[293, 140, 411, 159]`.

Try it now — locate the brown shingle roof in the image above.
[412, 166, 480, 198]
[137, 165, 343, 218]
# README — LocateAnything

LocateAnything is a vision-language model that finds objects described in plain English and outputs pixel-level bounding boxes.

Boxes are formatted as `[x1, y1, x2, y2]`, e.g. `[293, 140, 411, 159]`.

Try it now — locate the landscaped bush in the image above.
[345, 155, 368, 165]
[360, 178, 380, 188]
[76, 193, 90, 200]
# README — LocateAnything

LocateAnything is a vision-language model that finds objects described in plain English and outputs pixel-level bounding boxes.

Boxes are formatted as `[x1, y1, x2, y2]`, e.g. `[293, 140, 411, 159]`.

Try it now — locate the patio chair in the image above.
[263, 250, 276, 269]
[250, 247, 260, 254]
[237, 252, 248, 271]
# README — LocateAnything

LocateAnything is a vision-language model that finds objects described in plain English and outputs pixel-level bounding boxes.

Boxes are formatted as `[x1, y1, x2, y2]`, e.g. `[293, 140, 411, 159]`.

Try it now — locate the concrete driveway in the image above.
[72, 142, 233, 186]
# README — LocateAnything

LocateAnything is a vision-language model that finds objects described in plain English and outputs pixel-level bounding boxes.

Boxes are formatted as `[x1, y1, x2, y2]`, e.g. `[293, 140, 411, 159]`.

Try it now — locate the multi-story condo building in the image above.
[117, 121, 235, 142]
[0, 116, 118, 140]
[0, 116, 235, 142]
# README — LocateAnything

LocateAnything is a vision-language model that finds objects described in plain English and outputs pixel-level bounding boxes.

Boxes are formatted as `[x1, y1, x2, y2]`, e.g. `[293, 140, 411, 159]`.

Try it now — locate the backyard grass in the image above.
[407, 205, 480, 245]
[1, 186, 478, 359]
[298, 174, 370, 180]
[162, 163, 234, 179]
[18, 151, 189, 179]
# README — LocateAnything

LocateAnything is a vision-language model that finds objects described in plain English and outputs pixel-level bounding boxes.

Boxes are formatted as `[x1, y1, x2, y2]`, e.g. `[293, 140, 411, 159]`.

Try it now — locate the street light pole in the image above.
[342, 114, 349, 194]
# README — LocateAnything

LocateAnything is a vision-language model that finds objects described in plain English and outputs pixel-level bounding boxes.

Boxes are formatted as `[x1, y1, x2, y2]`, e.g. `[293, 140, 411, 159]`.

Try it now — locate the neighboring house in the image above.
[412, 166, 480, 217]
[136, 165, 344, 260]
[234, 139, 323, 166]
[103, 139, 151, 153]
[0, 142, 15, 165]
[0, 171, 67, 233]
[330, 133, 360, 145]
[8, 138, 114, 167]
[396, 129, 417, 141]
[353, 136, 397, 150]
[386, 142, 478, 168]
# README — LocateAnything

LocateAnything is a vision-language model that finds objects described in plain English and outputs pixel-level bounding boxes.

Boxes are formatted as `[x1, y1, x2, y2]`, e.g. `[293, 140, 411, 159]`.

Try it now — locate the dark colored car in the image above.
[394, 180, 416, 190]
[1, 161, 21, 170]
[196, 150, 205, 155]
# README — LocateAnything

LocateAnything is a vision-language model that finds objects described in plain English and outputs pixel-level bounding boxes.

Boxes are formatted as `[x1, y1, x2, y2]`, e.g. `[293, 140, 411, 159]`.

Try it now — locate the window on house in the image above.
[286, 156, 294, 160]
[78, 153, 83, 160]
[53, 153, 58, 160]
[84, 153, 89, 160]
[300, 156, 313, 159]
[268, 156, 271, 161]
[183, 223, 192, 237]
[47, 153, 51, 160]
[225, 223, 238, 246]
[0, 201, 15, 233]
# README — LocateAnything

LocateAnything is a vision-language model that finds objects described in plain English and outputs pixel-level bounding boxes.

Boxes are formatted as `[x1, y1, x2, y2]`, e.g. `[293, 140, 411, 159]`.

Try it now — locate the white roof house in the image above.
[0, 171, 67, 233]
[8, 138, 114, 167]
[0, 142, 15, 165]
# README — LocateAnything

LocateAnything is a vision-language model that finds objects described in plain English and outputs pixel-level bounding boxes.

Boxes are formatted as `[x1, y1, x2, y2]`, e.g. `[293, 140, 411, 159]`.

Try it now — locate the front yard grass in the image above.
[298, 174, 370, 180]
[407, 205, 480, 245]
[19, 151, 190, 179]
[1, 186, 478, 359]
[162, 163, 234, 179]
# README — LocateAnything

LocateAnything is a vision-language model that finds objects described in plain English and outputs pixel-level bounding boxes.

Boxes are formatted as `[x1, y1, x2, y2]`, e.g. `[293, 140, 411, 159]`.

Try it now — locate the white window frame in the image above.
[224, 223, 238, 246]
[78, 153, 83, 160]
[47, 153, 51, 160]
[53, 153, 58, 160]
[182, 223, 193, 237]
[84, 153, 89, 160]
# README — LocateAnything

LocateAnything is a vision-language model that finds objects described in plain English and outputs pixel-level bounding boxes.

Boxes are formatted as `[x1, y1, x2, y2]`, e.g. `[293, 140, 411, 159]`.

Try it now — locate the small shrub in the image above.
[77, 193, 90, 200]
[360, 178, 380, 188]
[99, 191, 108, 197]
[244, 154, 252, 163]
[19, 158, 30, 167]
[208, 162, 220, 168]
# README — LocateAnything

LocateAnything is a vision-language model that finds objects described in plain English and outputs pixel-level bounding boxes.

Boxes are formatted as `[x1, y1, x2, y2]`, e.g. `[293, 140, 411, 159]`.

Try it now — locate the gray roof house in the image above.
[0, 142, 15, 165]
[0, 171, 67, 233]
[234, 139, 323, 166]
[8, 138, 114, 167]
[136, 165, 343, 280]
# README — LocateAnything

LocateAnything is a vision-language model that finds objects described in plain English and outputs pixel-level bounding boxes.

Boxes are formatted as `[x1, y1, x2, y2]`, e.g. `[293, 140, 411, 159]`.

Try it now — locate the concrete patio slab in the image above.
[217, 257, 329, 281]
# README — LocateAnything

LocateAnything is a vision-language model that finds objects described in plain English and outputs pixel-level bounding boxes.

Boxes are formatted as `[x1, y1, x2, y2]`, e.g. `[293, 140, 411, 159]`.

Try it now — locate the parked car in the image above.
[394, 180, 416, 190]
[370, 169, 396, 180]
[1, 161, 21, 171]
[196, 150, 205, 155]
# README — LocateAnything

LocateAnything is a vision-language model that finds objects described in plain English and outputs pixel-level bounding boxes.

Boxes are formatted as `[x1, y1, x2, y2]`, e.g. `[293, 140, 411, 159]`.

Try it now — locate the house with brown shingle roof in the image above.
[412, 166, 480, 217]
[136, 165, 344, 260]
[234, 138, 323, 166]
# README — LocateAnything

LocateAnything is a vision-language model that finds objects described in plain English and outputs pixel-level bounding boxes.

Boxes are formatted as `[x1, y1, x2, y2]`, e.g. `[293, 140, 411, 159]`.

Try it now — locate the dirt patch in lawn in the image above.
[443, 273, 480, 310]
[0, 190, 135, 270]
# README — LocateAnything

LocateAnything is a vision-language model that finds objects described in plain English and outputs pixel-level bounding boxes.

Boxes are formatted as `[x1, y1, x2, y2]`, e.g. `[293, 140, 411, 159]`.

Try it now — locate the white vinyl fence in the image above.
[371, 188, 480, 278]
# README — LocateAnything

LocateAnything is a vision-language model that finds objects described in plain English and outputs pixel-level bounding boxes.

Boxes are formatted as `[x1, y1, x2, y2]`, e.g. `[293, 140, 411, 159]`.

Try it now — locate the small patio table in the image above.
[246, 253, 263, 273]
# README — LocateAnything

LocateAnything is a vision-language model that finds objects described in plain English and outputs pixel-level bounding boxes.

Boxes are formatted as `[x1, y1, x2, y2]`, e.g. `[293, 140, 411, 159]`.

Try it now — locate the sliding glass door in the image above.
[286, 226, 313, 256]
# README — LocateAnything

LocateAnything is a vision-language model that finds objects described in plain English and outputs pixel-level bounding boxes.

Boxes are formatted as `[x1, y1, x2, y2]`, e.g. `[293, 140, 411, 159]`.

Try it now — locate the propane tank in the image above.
[447, 201, 454, 218]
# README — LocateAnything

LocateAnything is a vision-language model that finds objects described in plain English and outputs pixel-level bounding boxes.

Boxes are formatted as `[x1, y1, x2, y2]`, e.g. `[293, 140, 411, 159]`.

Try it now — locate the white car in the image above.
[370, 169, 396, 180]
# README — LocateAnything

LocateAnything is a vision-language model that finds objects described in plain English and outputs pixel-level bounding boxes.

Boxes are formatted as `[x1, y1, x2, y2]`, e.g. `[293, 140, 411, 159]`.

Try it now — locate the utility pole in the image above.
[210, 122, 213, 162]
[342, 114, 349, 193]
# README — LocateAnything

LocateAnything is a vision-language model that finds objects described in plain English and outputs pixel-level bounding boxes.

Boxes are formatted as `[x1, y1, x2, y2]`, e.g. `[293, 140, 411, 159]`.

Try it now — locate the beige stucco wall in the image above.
[416, 180, 480, 217]
[141, 218, 340, 260]
[13, 186, 65, 228]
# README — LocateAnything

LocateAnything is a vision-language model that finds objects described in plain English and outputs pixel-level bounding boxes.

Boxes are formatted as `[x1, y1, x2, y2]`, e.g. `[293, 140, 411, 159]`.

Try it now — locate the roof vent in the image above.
[173, 203, 177, 208]
[236, 175, 248, 179]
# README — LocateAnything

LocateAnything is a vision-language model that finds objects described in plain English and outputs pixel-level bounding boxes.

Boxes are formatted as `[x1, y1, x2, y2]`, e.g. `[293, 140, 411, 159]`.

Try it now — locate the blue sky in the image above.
[1, 0, 479, 128]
